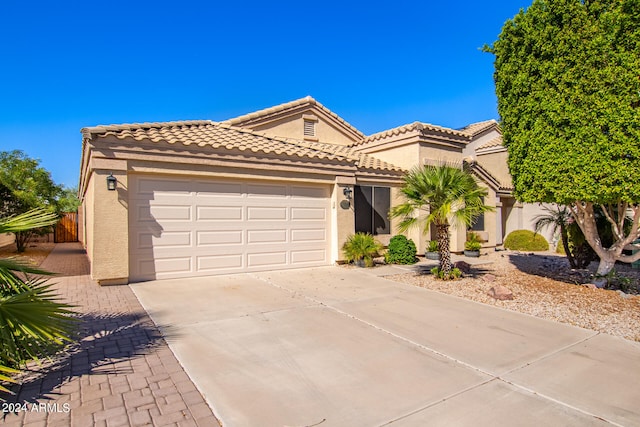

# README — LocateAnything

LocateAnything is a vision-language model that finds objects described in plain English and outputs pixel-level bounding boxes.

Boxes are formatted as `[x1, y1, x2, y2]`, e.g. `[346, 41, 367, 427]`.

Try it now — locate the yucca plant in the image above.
[0, 209, 76, 395]
[342, 232, 383, 267]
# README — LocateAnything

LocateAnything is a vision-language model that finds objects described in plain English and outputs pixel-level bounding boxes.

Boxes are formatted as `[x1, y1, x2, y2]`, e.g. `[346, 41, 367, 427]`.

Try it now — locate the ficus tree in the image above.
[486, 0, 640, 285]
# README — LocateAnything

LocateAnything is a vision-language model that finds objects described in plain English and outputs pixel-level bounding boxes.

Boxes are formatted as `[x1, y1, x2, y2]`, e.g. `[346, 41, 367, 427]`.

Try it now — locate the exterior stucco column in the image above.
[333, 177, 356, 262]
[90, 169, 129, 285]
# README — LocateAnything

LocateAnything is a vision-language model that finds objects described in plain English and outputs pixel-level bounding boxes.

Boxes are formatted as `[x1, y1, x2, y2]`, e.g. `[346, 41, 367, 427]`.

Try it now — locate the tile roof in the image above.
[354, 120, 498, 147]
[224, 96, 366, 139]
[457, 119, 498, 136]
[476, 135, 504, 151]
[356, 122, 467, 146]
[82, 120, 402, 172]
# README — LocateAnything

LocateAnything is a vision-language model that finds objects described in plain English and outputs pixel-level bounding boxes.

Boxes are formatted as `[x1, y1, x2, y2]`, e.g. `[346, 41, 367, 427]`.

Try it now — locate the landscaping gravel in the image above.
[388, 251, 640, 342]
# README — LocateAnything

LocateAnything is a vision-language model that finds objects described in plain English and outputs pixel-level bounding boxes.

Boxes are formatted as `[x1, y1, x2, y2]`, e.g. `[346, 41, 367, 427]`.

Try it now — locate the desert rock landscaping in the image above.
[390, 251, 640, 342]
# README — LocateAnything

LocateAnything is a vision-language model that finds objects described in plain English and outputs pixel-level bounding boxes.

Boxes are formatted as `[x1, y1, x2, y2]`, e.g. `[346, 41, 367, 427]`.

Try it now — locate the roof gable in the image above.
[223, 96, 365, 146]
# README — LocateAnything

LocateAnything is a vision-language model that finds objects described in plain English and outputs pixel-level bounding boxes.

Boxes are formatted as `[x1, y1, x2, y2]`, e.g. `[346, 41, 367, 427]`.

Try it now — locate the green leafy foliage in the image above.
[430, 266, 462, 280]
[342, 233, 383, 267]
[464, 232, 482, 251]
[427, 240, 439, 252]
[0, 151, 65, 252]
[390, 164, 494, 276]
[487, 0, 640, 205]
[503, 230, 550, 251]
[384, 235, 417, 265]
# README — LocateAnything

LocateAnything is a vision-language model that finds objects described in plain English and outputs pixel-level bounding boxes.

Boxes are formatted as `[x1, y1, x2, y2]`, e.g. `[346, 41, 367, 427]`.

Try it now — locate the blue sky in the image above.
[0, 0, 531, 189]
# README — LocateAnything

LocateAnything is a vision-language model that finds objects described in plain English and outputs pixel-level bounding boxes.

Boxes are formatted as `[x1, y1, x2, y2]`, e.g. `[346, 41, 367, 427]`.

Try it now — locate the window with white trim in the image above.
[354, 185, 391, 235]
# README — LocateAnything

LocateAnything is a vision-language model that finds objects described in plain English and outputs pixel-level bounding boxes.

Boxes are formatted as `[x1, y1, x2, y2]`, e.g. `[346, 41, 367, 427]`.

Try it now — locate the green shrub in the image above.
[503, 230, 549, 251]
[464, 233, 482, 251]
[385, 235, 417, 264]
[427, 240, 438, 252]
[430, 266, 462, 280]
[342, 232, 383, 267]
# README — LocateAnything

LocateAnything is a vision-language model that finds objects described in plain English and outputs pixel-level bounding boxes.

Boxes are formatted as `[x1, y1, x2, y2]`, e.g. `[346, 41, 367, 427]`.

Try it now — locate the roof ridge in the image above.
[82, 120, 214, 134]
[458, 119, 498, 136]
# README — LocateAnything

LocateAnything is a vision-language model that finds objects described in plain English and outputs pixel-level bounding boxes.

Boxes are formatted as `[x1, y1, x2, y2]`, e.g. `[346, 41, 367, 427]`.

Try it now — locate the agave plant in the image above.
[0, 209, 76, 394]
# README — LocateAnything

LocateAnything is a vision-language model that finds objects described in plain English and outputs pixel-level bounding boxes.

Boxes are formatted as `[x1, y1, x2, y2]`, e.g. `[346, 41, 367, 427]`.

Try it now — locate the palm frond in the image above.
[0, 209, 59, 234]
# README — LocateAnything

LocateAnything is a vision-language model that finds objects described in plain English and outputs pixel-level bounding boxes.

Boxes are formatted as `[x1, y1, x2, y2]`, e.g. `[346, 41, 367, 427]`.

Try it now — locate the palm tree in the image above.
[390, 164, 493, 277]
[533, 205, 577, 268]
[0, 209, 76, 394]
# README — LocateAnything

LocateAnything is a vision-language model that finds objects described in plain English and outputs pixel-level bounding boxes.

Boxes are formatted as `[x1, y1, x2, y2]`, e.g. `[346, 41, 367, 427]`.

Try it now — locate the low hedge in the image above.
[503, 230, 549, 251]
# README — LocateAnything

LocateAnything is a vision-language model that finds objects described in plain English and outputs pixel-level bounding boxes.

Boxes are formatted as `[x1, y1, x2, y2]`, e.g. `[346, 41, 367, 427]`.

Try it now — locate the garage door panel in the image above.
[291, 228, 326, 242]
[291, 249, 327, 264]
[247, 229, 287, 244]
[197, 206, 243, 221]
[194, 181, 243, 197]
[135, 177, 192, 195]
[129, 176, 330, 281]
[147, 205, 192, 221]
[247, 183, 288, 198]
[291, 185, 329, 199]
[291, 207, 326, 221]
[197, 254, 244, 271]
[248, 251, 288, 267]
[137, 231, 192, 249]
[197, 230, 243, 246]
[247, 207, 287, 221]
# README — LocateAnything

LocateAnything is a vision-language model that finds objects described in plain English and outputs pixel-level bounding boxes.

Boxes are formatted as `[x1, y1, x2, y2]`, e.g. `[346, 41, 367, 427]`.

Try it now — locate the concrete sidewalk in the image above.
[133, 266, 640, 427]
[3, 243, 219, 427]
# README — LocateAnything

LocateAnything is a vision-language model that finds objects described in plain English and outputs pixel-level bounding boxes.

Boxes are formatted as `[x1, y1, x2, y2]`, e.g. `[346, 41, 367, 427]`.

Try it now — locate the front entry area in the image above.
[128, 175, 331, 281]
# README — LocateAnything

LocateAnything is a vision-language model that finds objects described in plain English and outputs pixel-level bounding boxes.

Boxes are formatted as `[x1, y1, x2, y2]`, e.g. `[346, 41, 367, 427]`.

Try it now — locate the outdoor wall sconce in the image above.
[340, 186, 353, 210]
[343, 186, 353, 200]
[106, 173, 117, 191]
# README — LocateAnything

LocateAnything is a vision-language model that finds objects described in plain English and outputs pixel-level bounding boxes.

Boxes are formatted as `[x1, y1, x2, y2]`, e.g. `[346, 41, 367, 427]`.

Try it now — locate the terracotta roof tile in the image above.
[457, 119, 498, 136]
[476, 135, 504, 151]
[82, 120, 402, 173]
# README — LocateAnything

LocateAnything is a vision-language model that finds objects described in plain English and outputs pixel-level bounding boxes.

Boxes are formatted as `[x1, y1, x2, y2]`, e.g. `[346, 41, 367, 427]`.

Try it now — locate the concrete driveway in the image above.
[131, 267, 640, 427]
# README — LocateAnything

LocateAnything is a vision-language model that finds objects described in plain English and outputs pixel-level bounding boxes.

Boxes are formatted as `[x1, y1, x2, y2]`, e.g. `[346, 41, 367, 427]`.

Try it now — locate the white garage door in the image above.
[129, 175, 331, 281]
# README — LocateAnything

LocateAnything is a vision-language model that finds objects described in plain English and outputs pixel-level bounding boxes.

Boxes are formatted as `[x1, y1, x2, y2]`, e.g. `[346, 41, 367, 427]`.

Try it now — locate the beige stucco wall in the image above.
[87, 169, 129, 285]
[420, 143, 465, 166]
[247, 113, 358, 146]
[476, 150, 512, 188]
[363, 144, 419, 171]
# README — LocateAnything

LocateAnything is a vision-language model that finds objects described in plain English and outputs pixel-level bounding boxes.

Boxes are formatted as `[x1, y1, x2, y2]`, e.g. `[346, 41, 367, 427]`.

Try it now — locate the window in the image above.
[470, 197, 485, 231]
[303, 120, 316, 137]
[354, 186, 390, 235]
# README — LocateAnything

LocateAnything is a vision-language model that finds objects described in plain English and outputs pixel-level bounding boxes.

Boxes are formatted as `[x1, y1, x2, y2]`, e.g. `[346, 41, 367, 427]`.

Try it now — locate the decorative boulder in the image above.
[453, 261, 472, 274]
[488, 285, 514, 300]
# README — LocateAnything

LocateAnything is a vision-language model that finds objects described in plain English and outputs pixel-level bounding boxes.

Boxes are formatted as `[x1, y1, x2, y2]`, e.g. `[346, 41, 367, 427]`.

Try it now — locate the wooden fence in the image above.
[55, 212, 78, 243]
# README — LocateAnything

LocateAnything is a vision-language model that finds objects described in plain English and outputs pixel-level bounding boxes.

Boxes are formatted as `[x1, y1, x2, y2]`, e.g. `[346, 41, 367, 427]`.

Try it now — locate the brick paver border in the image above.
[2, 243, 220, 427]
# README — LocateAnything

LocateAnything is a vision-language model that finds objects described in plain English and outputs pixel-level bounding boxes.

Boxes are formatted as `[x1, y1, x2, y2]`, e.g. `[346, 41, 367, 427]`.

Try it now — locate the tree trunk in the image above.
[437, 223, 451, 274]
[559, 225, 577, 269]
[594, 256, 616, 288]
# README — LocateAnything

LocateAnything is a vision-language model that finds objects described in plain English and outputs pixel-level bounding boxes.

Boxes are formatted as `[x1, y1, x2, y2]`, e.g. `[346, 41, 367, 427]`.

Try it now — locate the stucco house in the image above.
[79, 96, 548, 285]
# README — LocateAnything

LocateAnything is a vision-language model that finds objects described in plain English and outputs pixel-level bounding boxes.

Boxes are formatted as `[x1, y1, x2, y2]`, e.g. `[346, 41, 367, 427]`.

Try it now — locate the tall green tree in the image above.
[487, 0, 640, 284]
[0, 150, 63, 252]
[390, 164, 493, 277]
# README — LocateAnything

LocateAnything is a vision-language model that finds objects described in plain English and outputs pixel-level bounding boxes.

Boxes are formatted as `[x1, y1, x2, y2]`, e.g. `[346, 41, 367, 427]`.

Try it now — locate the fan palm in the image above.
[533, 205, 577, 268]
[0, 209, 76, 394]
[390, 164, 493, 277]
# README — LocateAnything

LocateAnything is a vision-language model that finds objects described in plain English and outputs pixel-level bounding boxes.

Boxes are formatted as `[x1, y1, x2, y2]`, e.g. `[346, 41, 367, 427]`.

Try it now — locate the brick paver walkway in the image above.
[2, 243, 220, 427]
